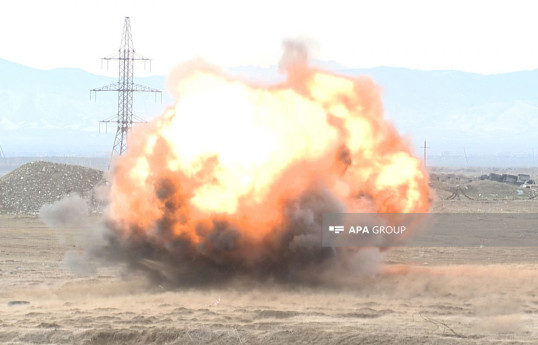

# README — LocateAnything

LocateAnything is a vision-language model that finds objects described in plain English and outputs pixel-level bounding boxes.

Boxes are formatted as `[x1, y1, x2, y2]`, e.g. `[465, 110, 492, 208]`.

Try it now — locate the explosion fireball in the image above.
[102, 45, 430, 285]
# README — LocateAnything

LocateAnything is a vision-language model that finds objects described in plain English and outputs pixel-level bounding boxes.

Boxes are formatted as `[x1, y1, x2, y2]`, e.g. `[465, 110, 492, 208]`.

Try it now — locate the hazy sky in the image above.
[2, 0, 538, 76]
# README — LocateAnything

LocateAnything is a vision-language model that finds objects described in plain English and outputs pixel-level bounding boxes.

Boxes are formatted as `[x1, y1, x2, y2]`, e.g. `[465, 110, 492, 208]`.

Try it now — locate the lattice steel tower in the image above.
[91, 17, 161, 156]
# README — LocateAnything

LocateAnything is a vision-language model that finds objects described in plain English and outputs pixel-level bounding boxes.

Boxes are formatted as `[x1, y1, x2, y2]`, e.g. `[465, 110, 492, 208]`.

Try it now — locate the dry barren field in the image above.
[1, 196, 538, 344]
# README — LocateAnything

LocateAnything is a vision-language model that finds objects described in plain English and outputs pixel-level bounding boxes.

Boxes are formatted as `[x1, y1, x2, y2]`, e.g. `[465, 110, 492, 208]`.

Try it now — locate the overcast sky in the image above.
[1, 0, 538, 76]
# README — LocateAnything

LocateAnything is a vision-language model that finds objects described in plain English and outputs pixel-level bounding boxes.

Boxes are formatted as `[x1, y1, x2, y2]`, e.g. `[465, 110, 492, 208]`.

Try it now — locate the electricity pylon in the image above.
[91, 17, 161, 156]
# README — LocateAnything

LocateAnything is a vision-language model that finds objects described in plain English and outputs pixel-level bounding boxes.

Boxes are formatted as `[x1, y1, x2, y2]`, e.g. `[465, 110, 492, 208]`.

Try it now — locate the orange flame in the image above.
[107, 60, 430, 246]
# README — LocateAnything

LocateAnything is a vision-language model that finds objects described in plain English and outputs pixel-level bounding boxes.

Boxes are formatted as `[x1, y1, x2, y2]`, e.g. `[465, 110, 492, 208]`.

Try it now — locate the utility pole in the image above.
[91, 17, 161, 157]
[421, 139, 429, 167]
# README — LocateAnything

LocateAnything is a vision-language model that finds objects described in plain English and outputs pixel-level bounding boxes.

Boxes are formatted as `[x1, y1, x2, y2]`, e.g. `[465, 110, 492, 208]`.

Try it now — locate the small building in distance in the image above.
[486, 172, 531, 185]
[517, 174, 531, 184]
[489, 173, 504, 182]
[503, 174, 518, 184]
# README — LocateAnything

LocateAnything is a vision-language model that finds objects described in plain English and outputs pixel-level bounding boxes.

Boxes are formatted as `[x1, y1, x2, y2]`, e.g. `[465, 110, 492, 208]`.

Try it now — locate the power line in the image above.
[421, 139, 429, 167]
[91, 17, 161, 158]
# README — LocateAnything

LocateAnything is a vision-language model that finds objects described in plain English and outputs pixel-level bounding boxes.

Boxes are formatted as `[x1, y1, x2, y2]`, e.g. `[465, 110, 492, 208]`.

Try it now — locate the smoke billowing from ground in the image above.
[41, 191, 383, 285]
[40, 194, 89, 231]
[96, 184, 384, 286]
[43, 43, 429, 287]
[39, 194, 105, 276]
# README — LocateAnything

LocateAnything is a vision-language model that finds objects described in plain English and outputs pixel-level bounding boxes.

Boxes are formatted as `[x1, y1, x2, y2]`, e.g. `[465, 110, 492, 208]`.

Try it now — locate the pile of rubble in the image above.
[0, 161, 106, 214]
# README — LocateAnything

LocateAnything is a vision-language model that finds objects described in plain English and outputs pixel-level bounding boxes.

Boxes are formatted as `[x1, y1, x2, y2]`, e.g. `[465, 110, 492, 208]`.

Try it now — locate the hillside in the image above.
[1, 58, 538, 160]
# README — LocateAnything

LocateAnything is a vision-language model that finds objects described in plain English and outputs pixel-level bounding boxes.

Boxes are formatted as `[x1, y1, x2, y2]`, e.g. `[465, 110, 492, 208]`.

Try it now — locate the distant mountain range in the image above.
[1, 58, 538, 164]
[0, 58, 170, 155]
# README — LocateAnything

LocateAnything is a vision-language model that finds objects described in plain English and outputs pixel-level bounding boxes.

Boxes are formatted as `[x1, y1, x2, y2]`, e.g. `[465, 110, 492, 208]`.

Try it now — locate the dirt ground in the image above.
[1, 187, 538, 344]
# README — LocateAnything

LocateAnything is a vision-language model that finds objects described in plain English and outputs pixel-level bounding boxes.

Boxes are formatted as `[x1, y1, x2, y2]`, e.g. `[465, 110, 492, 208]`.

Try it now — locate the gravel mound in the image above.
[0, 161, 105, 214]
